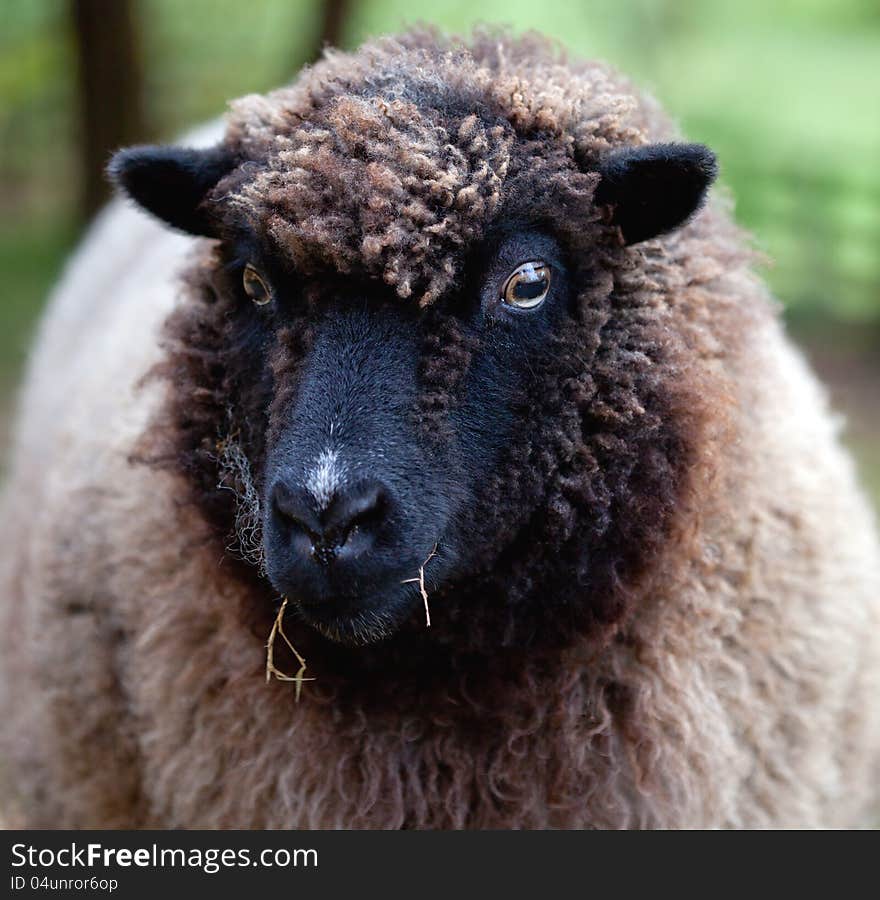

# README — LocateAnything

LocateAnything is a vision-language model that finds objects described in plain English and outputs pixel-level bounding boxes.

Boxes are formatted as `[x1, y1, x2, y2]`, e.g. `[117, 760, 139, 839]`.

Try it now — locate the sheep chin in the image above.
[302, 607, 398, 647]
[287, 586, 421, 646]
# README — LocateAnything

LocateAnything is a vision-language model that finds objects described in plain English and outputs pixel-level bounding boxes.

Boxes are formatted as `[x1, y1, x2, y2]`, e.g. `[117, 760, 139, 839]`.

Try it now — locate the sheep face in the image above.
[235, 228, 576, 646]
[110, 33, 720, 651]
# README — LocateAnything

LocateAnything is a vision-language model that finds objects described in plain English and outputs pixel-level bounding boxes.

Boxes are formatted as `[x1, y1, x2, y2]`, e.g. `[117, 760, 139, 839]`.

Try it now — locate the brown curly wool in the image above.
[215, 30, 644, 304]
[1, 30, 879, 830]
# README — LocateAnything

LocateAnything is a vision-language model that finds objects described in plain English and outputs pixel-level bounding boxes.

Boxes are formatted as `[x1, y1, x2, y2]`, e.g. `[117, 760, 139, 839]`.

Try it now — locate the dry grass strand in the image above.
[265, 596, 314, 702]
[402, 543, 439, 627]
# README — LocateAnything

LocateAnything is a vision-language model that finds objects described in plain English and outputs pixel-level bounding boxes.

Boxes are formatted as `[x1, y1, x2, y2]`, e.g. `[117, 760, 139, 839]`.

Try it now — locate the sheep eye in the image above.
[243, 264, 272, 305]
[501, 261, 551, 310]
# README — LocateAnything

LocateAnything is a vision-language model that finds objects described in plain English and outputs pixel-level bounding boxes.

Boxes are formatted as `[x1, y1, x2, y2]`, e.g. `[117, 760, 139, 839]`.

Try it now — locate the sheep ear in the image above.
[594, 143, 717, 245]
[107, 144, 237, 237]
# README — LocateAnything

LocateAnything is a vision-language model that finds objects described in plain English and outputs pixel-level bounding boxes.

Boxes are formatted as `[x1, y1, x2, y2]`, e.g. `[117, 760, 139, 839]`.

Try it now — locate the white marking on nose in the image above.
[305, 448, 347, 510]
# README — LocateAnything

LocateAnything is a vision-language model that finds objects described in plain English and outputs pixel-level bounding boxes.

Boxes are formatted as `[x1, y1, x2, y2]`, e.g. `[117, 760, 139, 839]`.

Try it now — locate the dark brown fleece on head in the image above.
[208, 29, 647, 304]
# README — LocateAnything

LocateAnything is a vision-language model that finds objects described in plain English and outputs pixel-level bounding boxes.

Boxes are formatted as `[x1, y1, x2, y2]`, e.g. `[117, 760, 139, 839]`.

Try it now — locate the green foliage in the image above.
[0, 222, 75, 382]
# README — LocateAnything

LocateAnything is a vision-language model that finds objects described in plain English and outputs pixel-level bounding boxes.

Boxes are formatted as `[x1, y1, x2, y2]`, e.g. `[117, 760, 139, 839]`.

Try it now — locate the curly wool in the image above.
[1, 30, 879, 830]
[213, 29, 646, 304]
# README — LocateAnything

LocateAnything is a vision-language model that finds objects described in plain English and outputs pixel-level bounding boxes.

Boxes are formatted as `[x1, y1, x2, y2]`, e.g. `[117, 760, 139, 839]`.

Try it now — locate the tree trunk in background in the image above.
[313, 0, 352, 60]
[71, 0, 148, 220]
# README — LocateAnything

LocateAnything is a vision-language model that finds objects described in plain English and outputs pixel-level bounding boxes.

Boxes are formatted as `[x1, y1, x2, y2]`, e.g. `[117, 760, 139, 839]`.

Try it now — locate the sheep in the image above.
[1, 28, 879, 829]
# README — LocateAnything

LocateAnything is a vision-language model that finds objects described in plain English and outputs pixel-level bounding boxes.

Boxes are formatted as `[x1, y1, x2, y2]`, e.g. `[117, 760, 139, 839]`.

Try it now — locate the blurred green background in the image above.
[1, 0, 878, 500]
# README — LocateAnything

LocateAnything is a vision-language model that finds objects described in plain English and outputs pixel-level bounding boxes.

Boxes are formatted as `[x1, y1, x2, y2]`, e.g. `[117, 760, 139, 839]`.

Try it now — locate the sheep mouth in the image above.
[290, 582, 426, 646]
[266, 540, 446, 645]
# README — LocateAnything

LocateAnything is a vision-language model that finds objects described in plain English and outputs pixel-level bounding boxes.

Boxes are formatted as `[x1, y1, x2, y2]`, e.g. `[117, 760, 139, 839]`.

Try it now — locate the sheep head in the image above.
[110, 31, 724, 652]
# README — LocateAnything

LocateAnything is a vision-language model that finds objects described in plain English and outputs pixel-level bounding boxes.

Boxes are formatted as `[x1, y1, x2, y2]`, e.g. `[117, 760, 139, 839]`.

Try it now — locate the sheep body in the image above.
[1, 34, 879, 829]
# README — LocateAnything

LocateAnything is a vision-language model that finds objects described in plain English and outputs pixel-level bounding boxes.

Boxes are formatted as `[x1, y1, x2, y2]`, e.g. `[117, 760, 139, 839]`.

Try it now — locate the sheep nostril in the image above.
[324, 480, 387, 546]
[271, 482, 320, 539]
[270, 477, 391, 565]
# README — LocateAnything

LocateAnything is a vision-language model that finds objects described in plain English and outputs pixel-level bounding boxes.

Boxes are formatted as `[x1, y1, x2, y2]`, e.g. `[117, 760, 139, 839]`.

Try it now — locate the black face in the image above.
[251, 230, 566, 644]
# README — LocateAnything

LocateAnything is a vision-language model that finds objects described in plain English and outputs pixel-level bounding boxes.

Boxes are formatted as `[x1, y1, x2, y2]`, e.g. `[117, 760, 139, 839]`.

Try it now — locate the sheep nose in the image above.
[271, 477, 389, 566]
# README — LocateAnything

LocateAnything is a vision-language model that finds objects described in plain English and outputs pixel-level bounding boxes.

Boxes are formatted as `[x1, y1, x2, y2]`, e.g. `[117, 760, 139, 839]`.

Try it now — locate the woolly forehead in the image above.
[109, 34, 718, 303]
[211, 96, 601, 305]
